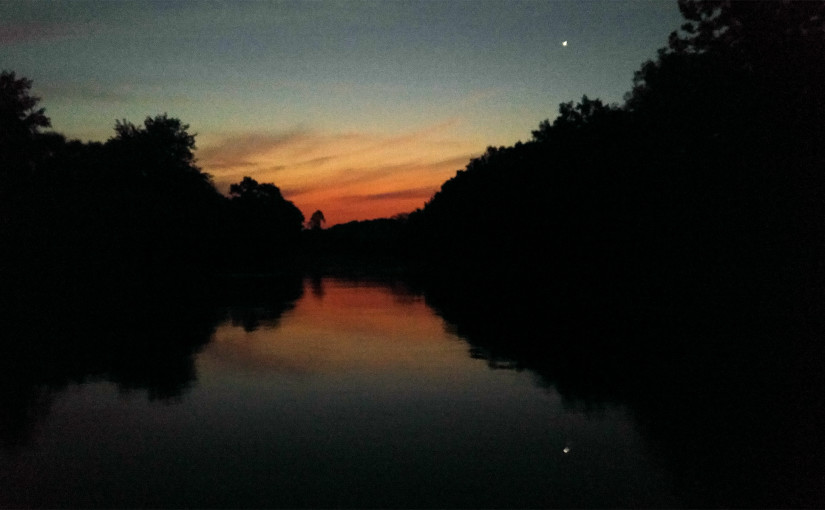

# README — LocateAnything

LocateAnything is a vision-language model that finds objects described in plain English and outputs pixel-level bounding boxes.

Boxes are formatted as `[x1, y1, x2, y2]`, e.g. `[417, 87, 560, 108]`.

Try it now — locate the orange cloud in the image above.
[198, 121, 480, 225]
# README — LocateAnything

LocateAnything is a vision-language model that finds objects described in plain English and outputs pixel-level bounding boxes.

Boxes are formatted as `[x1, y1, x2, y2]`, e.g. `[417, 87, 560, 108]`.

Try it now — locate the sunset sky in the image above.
[2, 0, 682, 225]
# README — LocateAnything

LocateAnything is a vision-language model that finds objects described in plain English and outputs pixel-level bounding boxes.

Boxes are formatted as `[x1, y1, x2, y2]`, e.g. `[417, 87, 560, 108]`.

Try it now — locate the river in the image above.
[0, 276, 822, 507]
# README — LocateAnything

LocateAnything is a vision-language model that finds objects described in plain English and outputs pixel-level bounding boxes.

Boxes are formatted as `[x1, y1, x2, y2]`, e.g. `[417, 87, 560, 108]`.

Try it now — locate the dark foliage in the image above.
[412, 0, 825, 330]
[306, 209, 325, 230]
[0, 71, 51, 184]
[0, 88, 305, 278]
[301, 216, 415, 275]
[223, 176, 305, 270]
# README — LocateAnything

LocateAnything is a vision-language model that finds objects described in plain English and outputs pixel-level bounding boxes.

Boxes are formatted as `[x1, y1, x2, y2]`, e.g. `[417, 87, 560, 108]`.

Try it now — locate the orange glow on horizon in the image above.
[198, 123, 480, 225]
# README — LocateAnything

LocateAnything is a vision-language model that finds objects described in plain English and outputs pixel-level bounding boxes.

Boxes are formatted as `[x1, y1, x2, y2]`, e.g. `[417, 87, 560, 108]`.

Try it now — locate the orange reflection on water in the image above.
[201, 279, 464, 377]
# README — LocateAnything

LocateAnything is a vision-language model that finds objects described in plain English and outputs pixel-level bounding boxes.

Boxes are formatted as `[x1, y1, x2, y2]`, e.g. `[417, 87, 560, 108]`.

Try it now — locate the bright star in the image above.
[562, 41, 568, 47]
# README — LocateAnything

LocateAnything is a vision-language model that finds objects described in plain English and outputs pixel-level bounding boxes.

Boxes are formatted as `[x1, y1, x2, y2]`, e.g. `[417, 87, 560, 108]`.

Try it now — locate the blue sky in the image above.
[2, 0, 683, 223]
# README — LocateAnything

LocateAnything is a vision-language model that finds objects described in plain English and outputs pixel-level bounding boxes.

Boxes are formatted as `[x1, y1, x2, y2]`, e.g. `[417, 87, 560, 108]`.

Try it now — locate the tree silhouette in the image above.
[621, 0, 825, 304]
[413, 0, 825, 317]
[0, 71, 49, 148]
[0, 71, 52, 193]
[306, 210, 325, 230]
[228, 177, 304, 236]
[229, 176, 283, 201]
[0, 70, 321, 278]
[0, 71, 50, 146]
[106, 114, 213, 191]
[532, 95, 620, 143]
[225, 176, 304, 269]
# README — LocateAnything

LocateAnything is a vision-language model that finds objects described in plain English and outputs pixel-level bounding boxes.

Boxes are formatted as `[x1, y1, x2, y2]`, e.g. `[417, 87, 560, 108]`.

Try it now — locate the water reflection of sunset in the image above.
[0, 276, 678, 508]
[200, 279, 465, 377]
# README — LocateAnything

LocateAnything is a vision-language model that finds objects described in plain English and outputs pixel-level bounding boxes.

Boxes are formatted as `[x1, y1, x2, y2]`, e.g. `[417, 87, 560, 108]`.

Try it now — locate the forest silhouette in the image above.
[3, 0, 825, 335]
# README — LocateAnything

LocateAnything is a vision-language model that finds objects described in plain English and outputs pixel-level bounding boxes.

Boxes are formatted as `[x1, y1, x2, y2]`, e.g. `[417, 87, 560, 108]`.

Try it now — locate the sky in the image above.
[2, 0, 683, 225]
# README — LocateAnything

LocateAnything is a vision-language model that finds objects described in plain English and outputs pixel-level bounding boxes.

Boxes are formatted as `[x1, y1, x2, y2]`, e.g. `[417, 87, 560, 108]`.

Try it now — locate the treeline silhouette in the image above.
[0, 90, 305, 284]
[414, 0, 823, 317]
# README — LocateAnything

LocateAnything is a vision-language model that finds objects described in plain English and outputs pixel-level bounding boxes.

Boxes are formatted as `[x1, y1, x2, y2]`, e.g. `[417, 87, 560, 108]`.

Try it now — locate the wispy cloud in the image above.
[356, 186, 439, 202]
[198, 131, 309, 172]
[198, 121, 480, 224]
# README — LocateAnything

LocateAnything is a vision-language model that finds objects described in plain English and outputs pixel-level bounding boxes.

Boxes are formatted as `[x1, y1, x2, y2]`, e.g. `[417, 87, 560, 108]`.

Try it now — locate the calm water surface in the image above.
[0, 278, 686, 507]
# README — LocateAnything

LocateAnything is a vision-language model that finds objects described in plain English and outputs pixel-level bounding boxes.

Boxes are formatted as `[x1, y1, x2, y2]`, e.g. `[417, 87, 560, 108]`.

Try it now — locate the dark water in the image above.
[0, 276, 823, 507]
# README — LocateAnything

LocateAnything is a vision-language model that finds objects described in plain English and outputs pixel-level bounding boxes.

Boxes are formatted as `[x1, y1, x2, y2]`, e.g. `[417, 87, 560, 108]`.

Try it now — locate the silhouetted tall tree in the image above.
[306, 210, 325, 230]
[0, 71, 53, 201]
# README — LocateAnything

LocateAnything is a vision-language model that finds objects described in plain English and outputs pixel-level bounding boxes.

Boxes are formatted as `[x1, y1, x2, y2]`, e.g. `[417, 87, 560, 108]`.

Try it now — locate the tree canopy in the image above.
[0, 71, 53, 191]
[413, 0, 825, 313]
[306, 210, 326, 230]
[0, 70, 50, 140]
[0, 90, 307, 275]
